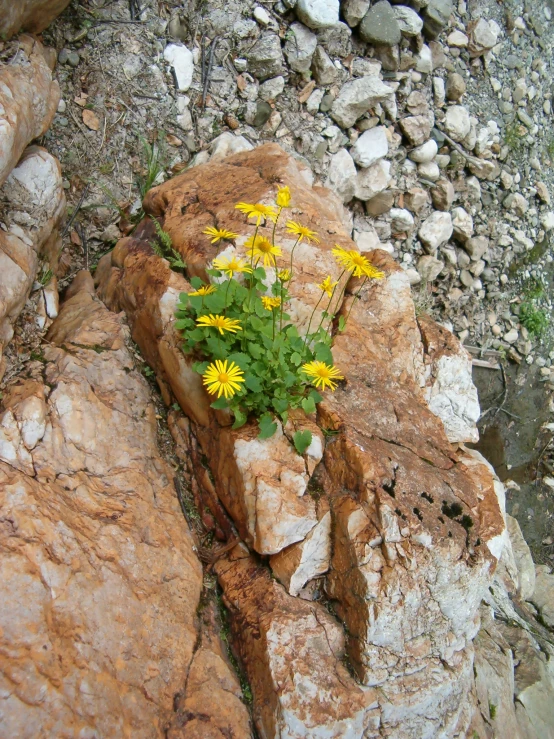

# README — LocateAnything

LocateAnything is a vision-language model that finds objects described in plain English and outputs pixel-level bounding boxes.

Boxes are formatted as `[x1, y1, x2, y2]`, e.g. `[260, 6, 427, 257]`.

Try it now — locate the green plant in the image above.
[519, 301, 549, 337]
[150, 218, 187, 271]
[504, 120, 526, 151]
[489, 701, 497, 720]
[38, 267, 53, 286]
[137, 133, 167, 199]
[175, 186, 384, 445]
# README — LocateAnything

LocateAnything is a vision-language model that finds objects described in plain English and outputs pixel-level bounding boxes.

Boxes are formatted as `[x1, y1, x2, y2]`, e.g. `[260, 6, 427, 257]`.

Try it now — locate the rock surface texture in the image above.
[95, 144, 511, 738]
[0, 0, 71, 38]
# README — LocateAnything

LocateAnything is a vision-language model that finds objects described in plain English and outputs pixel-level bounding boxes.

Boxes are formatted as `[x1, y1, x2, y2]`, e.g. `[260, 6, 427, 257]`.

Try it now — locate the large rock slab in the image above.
[0, 0, 71, 37]
[0, 36, 60, 186]
[0, 275, 205, 737]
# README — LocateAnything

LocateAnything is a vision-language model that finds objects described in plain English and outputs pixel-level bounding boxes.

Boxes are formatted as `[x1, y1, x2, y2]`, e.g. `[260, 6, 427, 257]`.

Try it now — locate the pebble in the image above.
[253, 6, 271, 25]
[295, 0, 340, 29]
[444, 105, 471, 141]
[164, 43, 194, 91]
[359, 0, 401, 46]
[350, 126, 389, 168]
[409, 139, 438, 163]
[418, 211, 453, 253]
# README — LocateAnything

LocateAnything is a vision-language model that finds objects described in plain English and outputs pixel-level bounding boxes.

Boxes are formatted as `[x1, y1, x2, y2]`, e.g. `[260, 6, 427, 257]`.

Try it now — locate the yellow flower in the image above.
[203, 359, 245, 399]
[261, 296, 281, 310]
[286, 221, 320, 244]
[235, 202, 278, 225]
[245, 234, 282, 267]
[212, 255, 252, 278]
[332, 246, 385, 279]
[278, 269, 291, 281]
[318, 276, 338, 297]
[196, 314, 242, 335]
[276, 185, 291, 208]
[301, 361, 344, 392]
[188, 284, 217, 297]
[202, 226, 239, 243]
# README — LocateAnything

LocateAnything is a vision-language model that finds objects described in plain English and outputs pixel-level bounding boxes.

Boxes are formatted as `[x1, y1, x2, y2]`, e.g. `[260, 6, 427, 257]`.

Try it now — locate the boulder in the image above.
[0, 0, 71, 37]
[0, 275, 206, 737]
[0, 35, 60, 186]
[342, 0, 370, 27]
[354, 158, 391, 201]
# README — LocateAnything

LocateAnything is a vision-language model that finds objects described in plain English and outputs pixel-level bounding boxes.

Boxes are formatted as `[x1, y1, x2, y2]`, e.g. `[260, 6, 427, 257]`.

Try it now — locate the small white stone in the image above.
[444, 105, 471, 142]
[164, 43, 194, 92]
[416, 45, 433, 74]
[418, 161, 440, 181]
[295, 0, 339, 29]
[447, 30, 468, 47]
[541, 212, 554, 231]
[409, 139, 438, 163]
[253, 6, 271, 25]
[390, 208, 415, 232]
[325, 148, 357, 203]
[504, 328, 519, 344]
[350, 126, 389, 168]
[418, 211, 453, 253]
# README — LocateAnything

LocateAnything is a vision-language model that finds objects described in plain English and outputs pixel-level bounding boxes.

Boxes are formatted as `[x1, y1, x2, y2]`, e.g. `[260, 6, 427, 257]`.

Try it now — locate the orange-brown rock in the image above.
[0, 36, 60, 186]
[0, 0, 71, 38]
[0, 275, 206, 737]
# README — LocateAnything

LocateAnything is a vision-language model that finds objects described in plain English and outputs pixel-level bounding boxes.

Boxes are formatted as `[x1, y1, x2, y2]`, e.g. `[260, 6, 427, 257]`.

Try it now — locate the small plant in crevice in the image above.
[518, 277, 549, 338]
[174, 185, 385, 449]
[150, 217, 187, 272]
[37, 266, 54, 287]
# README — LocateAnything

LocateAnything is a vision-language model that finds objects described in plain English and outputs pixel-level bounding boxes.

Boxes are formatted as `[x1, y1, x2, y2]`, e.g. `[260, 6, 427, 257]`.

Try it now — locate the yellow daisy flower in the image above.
[261, 296, 281, 310]
[276, 185, 291, 208]
[235, 202, 278, 225]
[245, 234, 282, 267]
[332, 246, 385, 279]
[203, 359, 245, 399]
[278, 269, 291, 281]
[202, 226, 239, 243]
[212, 255, 252, 278]
[196, 314, 242, 335]
[188, 285, 217, 297]
[301, 361, 344, 392]
[286, 221, 320, 244]
[318, 276, 338, 297]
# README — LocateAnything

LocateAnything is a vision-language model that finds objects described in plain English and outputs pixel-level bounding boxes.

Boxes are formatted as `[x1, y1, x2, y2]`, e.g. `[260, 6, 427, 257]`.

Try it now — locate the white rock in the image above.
[418, 211, 453, 253]
[259, 76, 285, 101]
[392, 5, 423, 36]
[295, 0, 340, 28]
[417, 254, 444, 282]
[531, 565, 554, 628]
[330, 75, 396, 129]
[353, 158, 391, 201]
[506, 515, 535, 601]
[325, 148, 357, 203]
[418, 161, 440, 181]
[284, 22, 317, 74]
[163, 43, 194, 92]
[341, 0, 370, 27]
[409, 139, 438, 163]
[447, 30, 468, 47]
[306, 88, 325, 114]
[444, 105, 471, 142]
[451, 206, 474, 243]
[354, 227, 381, 252]
[208, 132, 254, 161]
[540, 212, 554, 231]
[350, 125, 389, 168]
[404, 267, 421, 286]
[390, 208, 415, 232]
[433, 77, 445, 106]
[416, 44, 433, 74]
[503, 328, 519, 344]
[469, 17, 499, 57]
[253, 6, 271, 25]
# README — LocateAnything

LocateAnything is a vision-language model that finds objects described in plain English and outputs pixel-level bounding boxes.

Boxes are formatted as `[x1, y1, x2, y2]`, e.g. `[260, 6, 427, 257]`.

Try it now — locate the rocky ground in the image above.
[26, 0, 554, 564]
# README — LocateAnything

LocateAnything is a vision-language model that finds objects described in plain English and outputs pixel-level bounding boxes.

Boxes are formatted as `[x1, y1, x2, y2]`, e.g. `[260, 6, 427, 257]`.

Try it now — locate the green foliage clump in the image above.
[150, 218, 187, 271]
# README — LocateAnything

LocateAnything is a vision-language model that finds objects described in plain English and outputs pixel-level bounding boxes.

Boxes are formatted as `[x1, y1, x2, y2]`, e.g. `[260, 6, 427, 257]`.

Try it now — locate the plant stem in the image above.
[271, 206, 282, 246]
[342, 276, 368, 328]
[287, 236, 301, 288]
[246, 223, 260, 311]
[224, 278, 232, 314]
[324, 269, 350, 333]
[301, 291, 325, 357]
[272, 307, 277, 340]
[313, 269, 346, 338]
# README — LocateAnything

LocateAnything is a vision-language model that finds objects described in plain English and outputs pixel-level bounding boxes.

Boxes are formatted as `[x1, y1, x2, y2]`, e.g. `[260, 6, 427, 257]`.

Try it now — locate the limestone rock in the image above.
[350, 125, 389, 168]
[451, 206, 474, 243]
[342, 0, 370, 27]
[311, 45, 337, 85]
[392, 5, 424, 36]
[164, 43, 194, 92]
[464, 235, 489, 261]
[446, 72, 467, 101]
[296, 0, 340, 29]
[0, 35, 60, 186]
[506, 515, 535, 601]
[390, 207, 415, 232]
[422, 0, 453, 39]
[399, 115, 432, 146]
[359, 1, 401, 46]
[431, 178, 455, 210]
[326, 147, 357, 203]
[417, 254, 444, 283]
[418, 210, 453, 253]
[330, 75, 395, 129]
[284, 22, 318, 74]
[532, 566, 554, 628]
[0, 0, 71, 37]
[0, 276, 204, 737]
[247, 33, 285, 80]
[444, 105, 471, 142]
[409, 138, 438, 163]
[468, 18, 500, 58]
[354, 158, 391, 201]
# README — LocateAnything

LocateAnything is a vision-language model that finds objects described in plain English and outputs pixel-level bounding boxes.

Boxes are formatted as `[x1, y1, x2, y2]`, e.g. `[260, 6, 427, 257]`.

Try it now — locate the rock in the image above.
[418, 211, 453, 253]
[315, 21, 352, 57]
[215, 552, 377, 736]
[284, 22, 318, 74]
[354, 226, 381, 252]
[296, 0, 340, 29]
[253, 5, 271, 25]
[418, 254, 444, 282]
[350, 125, 389, 168]
[506, 515, 535, 601]
[451, 206, 473, 243]
[446, 72, 466, 101]
[330, 75, 395, 129]
[531, 566, 554, 628]
[468, 158, 501, 181]
[444, 105, 471, 142]
[0, 0, 71, 37]
[392, 5, 424, 36]
[359, 1, 401, 46]
[247, 33, 285, 80]
[468, 18, 500, 58]
[342, 0, 370, 27]
[399, 115, 432, 146]
[431, 178, 455, 210]
[433, 76, 446, 106]
[354, 159, 391, 201]
[447, 30, 468, 47]
[208, 132, 254, 161]
[540, 212, 554, 231]
[0, 277, 206, 736]
[409, 139, 438, 163]
[259, 75, 285, 101]
[422, 0, 453, 39]
[416, 44, 433, 74]
[504, 192, 529, 217]
[390, 207, 415, 232]
[0, 36, 60, 187]
[306, 88, 325, 114]
[164, 43, 194, 92]
[311, 45, 337, 84]
[252, 100, 272, 127]
[326, 148, 357, 203]
[464, 235, 489, 261]
[404, 187, 429, 213]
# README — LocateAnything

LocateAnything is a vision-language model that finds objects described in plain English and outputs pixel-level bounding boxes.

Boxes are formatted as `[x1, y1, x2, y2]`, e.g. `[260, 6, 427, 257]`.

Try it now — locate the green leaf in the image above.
[338, 315, 346, 332]
[253, 266, 267, 281]
[290, 351, 302, 366]
[314, 342, 334, 365]
[227, 352, 251, 370]
[254, 298, 269, 317]
[301, 396, 316, 414]
[193, 360, 210, 374]
[187, 328, 206, 341]
[174, 318, 193, 330]
[258, 413, 277, 439]
[272, 397, 289, 414]
[286, 325, 299, 340]
[190, 276, 204, 289]
[309, 389, 323, 404]
[244, 374, 262, 392]
[250, 316, 264, 331]
[204, 291, 226, 314]
[232, 408, 247, 429]
[211, 397, 229, 409]
[248, 342, 263, 359]
[206, 337, 224, 357]
[293, 430, 312, 455]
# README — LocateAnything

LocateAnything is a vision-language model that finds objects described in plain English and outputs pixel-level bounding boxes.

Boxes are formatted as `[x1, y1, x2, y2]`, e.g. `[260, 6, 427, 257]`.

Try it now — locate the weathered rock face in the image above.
[0, 36, 60, 187]
[0, 0, 71, 38]
[95, 143, 506, 738]
[0, 275, 205, 737]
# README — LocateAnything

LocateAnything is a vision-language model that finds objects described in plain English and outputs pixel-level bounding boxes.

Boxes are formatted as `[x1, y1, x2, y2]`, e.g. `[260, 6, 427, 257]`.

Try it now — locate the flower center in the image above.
[218, 372, 229, 384]
[351, 254, 365, 266]
[258, 241, 271, 252]
[317, 368, 330, 378]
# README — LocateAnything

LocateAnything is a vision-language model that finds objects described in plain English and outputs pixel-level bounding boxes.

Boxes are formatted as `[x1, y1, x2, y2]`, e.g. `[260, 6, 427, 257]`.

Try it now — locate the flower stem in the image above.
[313, 269, 346, 338]
[246, 223, 260, 312]
[287, 236, 301, 288]
[301, 291, 325, 357]
[272, 206, 282, 246]
[342, 276, 368, 328]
